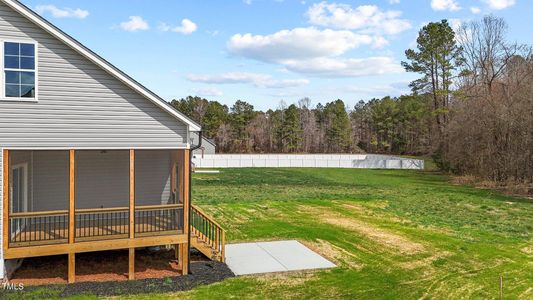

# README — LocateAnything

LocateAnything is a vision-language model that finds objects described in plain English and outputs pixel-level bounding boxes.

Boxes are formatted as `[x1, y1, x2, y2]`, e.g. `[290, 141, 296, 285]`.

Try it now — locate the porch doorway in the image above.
[10, 163, 29, 238]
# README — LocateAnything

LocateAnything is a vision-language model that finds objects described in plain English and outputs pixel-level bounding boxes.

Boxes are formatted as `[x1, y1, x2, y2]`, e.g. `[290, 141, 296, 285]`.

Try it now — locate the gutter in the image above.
[188, 131, 202, 274]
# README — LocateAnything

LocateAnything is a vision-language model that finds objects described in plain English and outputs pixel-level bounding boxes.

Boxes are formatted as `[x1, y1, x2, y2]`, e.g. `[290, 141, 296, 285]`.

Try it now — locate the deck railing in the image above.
[75, 207, 129, 241]
[8, 210, 69, 247]
[190, 205, 225, 262]
[135, 204, 183, 236]
[8, 204, 184, 247]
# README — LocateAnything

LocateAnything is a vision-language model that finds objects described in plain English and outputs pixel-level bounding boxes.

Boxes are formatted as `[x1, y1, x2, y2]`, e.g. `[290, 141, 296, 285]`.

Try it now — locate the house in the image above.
[190, 132, 216, 157]
[0, 0, 224, 283]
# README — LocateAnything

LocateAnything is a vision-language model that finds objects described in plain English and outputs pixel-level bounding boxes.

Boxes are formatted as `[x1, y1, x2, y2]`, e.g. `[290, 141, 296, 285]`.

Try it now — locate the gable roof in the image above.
[2, 0, 201, 132]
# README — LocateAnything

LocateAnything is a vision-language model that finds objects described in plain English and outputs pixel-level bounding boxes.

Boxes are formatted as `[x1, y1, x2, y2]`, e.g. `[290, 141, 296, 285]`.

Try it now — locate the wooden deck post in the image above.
[129, 150, 135, 280]
[69, 150, 75, 244]
[129, 149, 135, 239]
[181, 149, 190, 275]
[129, 248, 135, 280]
[3, 149, 9, 255]
[68, 253, 75, 283]
[68, 150, 76, 283]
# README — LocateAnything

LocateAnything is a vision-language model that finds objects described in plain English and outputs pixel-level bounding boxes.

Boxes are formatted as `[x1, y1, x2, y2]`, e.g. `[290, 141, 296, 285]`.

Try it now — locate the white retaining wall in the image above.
[192, 154, 424, 170]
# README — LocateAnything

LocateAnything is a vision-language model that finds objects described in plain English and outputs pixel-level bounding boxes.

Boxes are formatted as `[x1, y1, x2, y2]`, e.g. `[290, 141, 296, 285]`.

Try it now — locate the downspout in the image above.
[188, 131, 202, 274]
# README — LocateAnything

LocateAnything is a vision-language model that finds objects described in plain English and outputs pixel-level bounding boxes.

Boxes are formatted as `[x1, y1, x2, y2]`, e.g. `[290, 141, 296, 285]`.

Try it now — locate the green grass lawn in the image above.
[13, 167, 533, 299]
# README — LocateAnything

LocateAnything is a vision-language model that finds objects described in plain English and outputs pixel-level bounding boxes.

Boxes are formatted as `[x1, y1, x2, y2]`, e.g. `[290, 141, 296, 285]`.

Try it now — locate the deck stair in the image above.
[190, 205, 226, 262]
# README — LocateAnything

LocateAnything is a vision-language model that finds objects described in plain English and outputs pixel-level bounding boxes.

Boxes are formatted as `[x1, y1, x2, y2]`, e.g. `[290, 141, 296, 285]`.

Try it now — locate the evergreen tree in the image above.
[324, 100, 352, 152]
[229, 100, 257, 152]
[203, 102, 228, 139]
[402, 20, 462, 136]
[282, 104, 302, 152]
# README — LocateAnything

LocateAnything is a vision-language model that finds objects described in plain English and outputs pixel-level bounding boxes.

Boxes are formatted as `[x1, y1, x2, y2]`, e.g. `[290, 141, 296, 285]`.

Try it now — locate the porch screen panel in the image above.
[75, 150, 129, 209]
[74, 150, 129, 240]
[135, 150, 183, 234]
[8, 150, 69, 247]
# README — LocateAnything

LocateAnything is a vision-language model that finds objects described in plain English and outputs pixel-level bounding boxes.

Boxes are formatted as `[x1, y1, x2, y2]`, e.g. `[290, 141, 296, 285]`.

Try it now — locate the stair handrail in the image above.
[190, 204, 226, 262]
[191, 204, 224, 229]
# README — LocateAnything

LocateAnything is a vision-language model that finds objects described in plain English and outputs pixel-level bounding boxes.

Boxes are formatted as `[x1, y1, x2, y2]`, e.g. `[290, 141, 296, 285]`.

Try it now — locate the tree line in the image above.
[171, 16, 532, 185]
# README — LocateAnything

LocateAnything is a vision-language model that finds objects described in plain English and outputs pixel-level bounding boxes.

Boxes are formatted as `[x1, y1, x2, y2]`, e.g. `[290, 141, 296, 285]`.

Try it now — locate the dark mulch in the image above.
[4, 260, 234, 298]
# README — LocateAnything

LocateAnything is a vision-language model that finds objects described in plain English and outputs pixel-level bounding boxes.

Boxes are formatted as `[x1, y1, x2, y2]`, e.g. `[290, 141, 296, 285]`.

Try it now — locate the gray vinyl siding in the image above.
[191, 132, 216, 156]
[135, 150, 172, 206]
[33, 151, 69, 211]
[0, 2, 188, 148]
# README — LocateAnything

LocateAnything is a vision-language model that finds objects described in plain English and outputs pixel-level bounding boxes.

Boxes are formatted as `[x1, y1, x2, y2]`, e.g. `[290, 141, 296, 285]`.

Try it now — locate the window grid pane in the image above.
[4, 42, 36, 98]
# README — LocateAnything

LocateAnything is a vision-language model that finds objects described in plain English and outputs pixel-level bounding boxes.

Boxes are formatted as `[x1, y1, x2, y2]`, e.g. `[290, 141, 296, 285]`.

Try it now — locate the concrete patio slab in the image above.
[225, 240, 336, 275]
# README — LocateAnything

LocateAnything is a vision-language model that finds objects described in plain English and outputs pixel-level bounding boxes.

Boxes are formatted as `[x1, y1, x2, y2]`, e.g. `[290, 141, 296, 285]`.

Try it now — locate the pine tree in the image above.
[324, 100, 352, 152]
[282, 104, 302, 152]
[402, 20, 462, 136]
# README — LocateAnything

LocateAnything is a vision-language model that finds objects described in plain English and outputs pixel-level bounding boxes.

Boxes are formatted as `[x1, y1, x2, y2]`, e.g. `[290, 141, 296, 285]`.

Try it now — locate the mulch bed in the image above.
[4, 249, 234, 297]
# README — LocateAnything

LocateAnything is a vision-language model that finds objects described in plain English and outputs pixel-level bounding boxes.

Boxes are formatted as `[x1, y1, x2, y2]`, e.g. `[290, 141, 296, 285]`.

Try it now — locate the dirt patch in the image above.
[398, 252, 451, 270]
[302, 239, 363, 269]
[254, 270, 318, 286]
[299, 205, 425, 255]
[10, 248, 209, 286]
[521, 245, 533, 255]
[322, 217, 425, 254]
[340, 203, 366, 213]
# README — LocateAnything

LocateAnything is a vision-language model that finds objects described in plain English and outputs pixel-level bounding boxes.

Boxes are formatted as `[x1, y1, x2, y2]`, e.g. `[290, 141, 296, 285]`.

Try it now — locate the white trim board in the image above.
[1, 0, 201, 132]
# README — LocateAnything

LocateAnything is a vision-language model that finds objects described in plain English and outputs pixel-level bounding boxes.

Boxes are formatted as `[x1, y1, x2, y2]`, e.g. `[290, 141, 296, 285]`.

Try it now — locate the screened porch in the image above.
[4, 149, 188, 249]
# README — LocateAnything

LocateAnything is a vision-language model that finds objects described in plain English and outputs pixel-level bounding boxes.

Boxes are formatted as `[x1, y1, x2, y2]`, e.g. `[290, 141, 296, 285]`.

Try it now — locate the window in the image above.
[4, 41, 36, 99]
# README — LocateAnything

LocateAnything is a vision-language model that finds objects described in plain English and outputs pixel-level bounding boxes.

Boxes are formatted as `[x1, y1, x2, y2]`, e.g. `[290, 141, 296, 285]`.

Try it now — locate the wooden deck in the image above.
[3, 149, 192, 282]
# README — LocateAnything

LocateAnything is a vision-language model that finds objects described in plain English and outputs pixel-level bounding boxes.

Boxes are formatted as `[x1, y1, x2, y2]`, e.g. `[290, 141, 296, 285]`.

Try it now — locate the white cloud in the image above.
[482, 0, 515, 10]
[448, 18, 463, 32]
[431, 0, 461, 11]
[282, 57, 403, 77]
[227, 27, 404, 78]
[470, 6, 481, 13]
[389, 0, 401, 4]
[306, 2, 411, 35]
[187, 72, 309, 88]
[192, 87, 223, 97]
[228, 27, 373, 63]
[372, 36, 390, 49]
[159, 19, 198, 35]
[119, 16, 149, 32]
[35, 5, 89, 19]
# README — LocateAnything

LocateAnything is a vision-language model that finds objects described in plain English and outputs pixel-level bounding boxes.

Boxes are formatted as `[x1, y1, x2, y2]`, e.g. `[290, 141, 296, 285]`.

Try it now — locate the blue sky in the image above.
[20, 0, 531, 111]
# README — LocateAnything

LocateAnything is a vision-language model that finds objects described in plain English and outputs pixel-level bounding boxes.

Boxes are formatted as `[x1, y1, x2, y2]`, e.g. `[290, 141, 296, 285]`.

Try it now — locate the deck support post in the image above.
[179, 244, 187, 275]
[68, 150, 75, 283]
[3, 150, 9, 256]
[68, 252, 75, 283]
[129, 150, 135, 281]
[182, 150, 190, 275]
[129, 248, 135, 280]
[129, 150, 135, 239]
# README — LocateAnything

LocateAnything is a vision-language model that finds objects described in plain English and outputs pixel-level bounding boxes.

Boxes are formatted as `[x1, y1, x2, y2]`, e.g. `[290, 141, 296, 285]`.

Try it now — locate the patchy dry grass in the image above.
[178, 168, 532, 299]
[18, 167, 532, 299]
